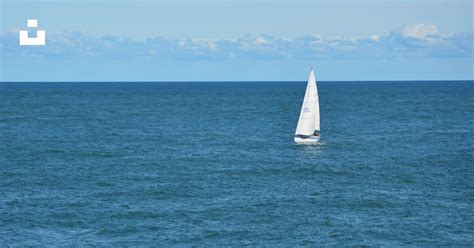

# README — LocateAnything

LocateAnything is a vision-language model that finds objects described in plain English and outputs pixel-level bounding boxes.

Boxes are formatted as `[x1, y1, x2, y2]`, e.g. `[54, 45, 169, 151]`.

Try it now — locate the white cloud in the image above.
[255, 36, 268, 45]
[400, 24, 439, 39]
[1, 24, 472, 61]
[369, 35, 381, 42]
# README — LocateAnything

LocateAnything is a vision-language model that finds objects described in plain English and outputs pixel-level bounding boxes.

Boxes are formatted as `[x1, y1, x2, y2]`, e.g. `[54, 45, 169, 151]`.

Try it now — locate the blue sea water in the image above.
[0, 81, 473, 246]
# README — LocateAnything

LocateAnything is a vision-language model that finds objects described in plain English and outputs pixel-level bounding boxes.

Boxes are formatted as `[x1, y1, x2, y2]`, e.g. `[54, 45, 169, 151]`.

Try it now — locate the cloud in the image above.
[400, 24, 439, 39]
[1, 24, 472, 62]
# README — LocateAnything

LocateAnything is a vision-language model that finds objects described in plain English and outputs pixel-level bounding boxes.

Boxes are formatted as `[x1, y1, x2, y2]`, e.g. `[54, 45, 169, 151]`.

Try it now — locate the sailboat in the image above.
[294, 67, 320, 143]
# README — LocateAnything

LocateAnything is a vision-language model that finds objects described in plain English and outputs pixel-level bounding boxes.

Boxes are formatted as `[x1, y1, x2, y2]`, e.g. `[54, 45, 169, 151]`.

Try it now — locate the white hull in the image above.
[294, 135, 320, 143]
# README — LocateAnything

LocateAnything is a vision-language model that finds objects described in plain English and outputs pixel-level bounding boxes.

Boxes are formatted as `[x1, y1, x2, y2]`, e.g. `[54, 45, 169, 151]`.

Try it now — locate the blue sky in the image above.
[1, 0, 473, 81]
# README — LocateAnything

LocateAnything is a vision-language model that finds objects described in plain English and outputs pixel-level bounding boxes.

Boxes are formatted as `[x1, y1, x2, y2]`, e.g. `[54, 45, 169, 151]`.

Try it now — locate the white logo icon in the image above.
[19, 19, 45, 46]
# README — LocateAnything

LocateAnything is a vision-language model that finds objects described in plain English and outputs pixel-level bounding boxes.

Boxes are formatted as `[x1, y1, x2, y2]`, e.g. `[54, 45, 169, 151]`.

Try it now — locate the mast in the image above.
[313, 68, 320, 132]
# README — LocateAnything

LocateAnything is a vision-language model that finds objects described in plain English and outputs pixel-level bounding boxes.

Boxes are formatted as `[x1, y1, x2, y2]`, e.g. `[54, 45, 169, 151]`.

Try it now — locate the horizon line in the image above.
[1, 79, 474, 83]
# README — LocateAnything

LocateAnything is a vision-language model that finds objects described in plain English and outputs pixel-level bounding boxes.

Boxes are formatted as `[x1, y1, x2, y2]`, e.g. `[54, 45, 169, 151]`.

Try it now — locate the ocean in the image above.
[1, 81, 473, 246]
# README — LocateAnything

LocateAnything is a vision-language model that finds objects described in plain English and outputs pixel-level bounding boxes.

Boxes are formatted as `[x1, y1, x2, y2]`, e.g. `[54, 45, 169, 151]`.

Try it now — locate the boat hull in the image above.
[294, 135, 320, 143]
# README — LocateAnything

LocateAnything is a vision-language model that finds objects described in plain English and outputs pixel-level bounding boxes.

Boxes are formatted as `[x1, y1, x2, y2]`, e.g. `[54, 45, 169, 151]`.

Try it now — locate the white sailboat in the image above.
[294, 67, 320, 143]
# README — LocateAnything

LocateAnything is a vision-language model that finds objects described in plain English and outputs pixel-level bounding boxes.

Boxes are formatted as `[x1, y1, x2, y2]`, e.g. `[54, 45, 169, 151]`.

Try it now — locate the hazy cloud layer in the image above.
[2, 24, 472, 61]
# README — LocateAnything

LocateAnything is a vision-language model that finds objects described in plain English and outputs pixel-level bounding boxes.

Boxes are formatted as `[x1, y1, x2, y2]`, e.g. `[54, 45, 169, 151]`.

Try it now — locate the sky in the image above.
[0, 0, 473, 81]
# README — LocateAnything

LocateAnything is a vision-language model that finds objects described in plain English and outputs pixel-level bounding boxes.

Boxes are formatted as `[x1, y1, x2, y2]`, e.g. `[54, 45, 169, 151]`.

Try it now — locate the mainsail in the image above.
[295, 68, 320, 136]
